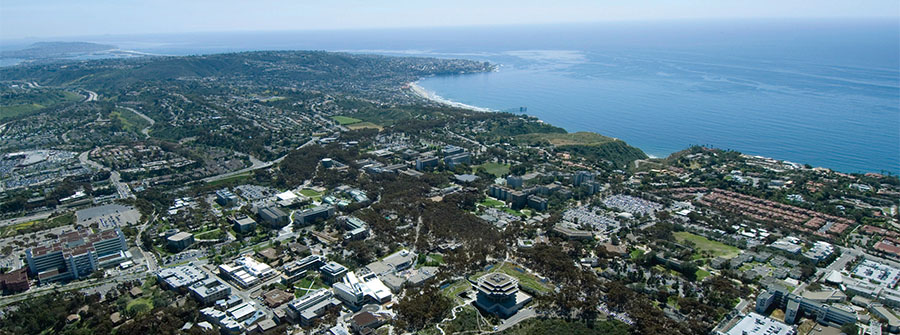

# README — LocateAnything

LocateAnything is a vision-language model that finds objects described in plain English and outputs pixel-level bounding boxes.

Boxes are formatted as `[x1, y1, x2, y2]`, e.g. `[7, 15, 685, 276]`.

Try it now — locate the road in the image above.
[118, 106, 155, 138]
[0, 269, 148, 307]
[135, 213, 159, 273]
[201, 138, 317, 184]
[497, 307, 537, 331]
[0, 212, 53, 228]
[83, 90, 98, 102]
[78, 150, 133, 199]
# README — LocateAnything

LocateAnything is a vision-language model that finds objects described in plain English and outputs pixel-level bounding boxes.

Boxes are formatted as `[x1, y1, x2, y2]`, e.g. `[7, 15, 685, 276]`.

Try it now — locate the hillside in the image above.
[517, 131, 647, 168]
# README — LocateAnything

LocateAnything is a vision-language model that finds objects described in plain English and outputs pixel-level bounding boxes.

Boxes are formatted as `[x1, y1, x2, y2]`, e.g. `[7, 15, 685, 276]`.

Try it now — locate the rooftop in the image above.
[727, 312, 794, 335]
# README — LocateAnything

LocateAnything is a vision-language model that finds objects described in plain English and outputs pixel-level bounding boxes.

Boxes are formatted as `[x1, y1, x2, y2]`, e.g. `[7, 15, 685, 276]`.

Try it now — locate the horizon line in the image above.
[2, 16, 898, 43]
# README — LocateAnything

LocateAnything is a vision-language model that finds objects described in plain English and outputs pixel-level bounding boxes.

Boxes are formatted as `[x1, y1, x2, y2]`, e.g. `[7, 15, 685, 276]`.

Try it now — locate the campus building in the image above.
[231, 215, 257, 233]
[321, 261, 348, 285]
[296, 205, 335, 226]
[332, 271, 392, 309]
[25, 228, 128, 284]
[755, 286, 856, 327]
[167, 232, 194, 250]
[286, 288, 341, 326]
[473, 273, 532, 318]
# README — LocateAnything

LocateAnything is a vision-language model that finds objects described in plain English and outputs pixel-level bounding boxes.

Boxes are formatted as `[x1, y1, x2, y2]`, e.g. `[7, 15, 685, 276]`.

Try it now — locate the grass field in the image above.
[195, 228, 224, 240]
[630, 249, 645, 260]
[474, 162, 510, 177]
[673, 232, 740, 259]
[478, 198, 505, 207]
[332, 115, 362, 125]
[126, 297, 152, 315]
[695, 268, 711, 281]
[299, 189, 322, 197]
[294, 274, 328, 297]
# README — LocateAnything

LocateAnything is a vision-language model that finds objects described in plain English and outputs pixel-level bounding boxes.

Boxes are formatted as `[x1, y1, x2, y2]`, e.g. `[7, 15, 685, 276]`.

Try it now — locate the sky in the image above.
[1, 0, 898, 39]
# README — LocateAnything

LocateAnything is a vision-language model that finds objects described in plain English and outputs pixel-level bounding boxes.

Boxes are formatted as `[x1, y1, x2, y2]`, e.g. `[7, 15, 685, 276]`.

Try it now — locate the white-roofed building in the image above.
[726, 312, 795, 335]
[333, 271, 393, 308]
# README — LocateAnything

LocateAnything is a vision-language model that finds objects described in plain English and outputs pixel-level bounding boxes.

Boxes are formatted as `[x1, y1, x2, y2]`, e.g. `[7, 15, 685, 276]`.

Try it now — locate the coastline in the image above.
[407, 81, 865, 174]
[408, 81, 494, 113]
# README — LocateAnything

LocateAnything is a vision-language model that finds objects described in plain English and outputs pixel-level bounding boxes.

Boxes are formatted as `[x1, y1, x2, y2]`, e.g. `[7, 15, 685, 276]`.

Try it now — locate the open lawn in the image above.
[673, 232, 740, 259]
[695, 269, 711, 281]
[474, 162, 510, 177]
[195, 229, 224, 240]
[332, 116, 362, 125]
[630, 249, 645, 260]
[479, 198, 505, 207]
[126, 298, 152, 315]
[294, 274, 327, 297]
[299, 189, 322, 197]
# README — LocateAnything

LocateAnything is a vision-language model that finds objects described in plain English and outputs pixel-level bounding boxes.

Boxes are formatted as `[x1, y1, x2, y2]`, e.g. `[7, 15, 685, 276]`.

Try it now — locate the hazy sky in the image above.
[2, 0, 898, 39]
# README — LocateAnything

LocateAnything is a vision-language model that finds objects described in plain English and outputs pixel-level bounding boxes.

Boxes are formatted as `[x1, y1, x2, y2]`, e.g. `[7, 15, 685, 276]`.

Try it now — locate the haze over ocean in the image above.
[4, 19, 898, 173]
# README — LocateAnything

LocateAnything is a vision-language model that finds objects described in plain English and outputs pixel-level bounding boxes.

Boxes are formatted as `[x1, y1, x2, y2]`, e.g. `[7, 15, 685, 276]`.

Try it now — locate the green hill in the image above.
[517, 131, 647, 168]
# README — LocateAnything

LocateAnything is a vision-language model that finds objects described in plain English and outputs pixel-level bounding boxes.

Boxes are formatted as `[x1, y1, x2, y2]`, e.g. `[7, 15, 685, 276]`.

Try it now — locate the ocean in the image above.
[3, 19, 898, 173]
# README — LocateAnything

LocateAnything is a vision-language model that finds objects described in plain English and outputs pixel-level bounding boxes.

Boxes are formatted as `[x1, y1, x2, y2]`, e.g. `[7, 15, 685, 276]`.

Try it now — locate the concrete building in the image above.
[231, 215, 257, 233]
[344, 227, 368, 241]
[219, 264, 260, 288]
[870, 304, 900, 333]
[506, 175, 523, 189]
[216, 189, 240, 207]
[415, 156, 440, 171]
[756, 287, 856, 327]
[802, 241, 834, 263]
[442, 145, 464, 157]
[158, 264, 207, 290]
[281, 255, 326, 284]
[573, 171, 594, 186]
[218, 256, 273, 289]
[286, 289, 341, 326]
[526, 195, 548, 211]
[473, 273, 532, 318]
[444, 152, 471, 168]
[190, 277, 232, 305]
[167, 232, 194, 251]
[26, 228, 128, 284]
[726, 312, 795, 335]
[297, 205, 335, 226]
[0, 269, 30, 293]
[332, 271, 392, 308]
[320, 262, 348, 285]
[258, 206, 289, 227]
[551, 223, 593, 240]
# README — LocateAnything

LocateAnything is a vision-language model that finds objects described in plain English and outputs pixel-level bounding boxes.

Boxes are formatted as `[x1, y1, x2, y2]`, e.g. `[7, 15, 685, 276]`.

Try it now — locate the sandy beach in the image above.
[408, 81, 494, 112]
